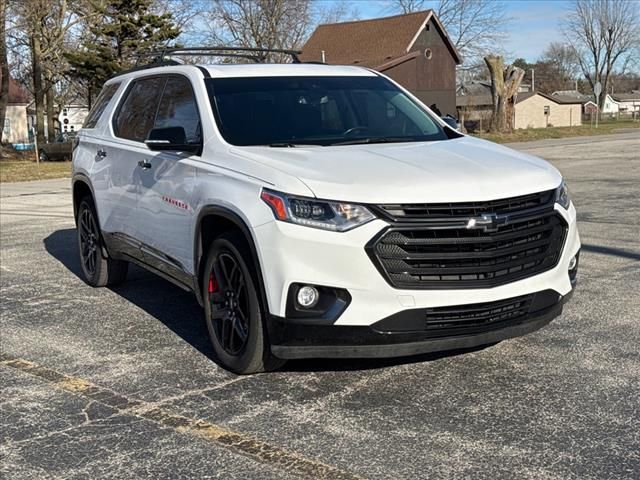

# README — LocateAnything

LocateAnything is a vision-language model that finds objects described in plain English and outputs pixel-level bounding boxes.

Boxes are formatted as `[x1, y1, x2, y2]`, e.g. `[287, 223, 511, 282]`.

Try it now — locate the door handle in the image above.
[138, 160, 152, 170]
[96, 148, 107, 158]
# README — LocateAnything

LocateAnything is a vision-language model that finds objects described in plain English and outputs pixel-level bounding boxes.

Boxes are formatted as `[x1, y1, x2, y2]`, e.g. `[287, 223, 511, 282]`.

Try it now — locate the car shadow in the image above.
[44, 228, 495, 373]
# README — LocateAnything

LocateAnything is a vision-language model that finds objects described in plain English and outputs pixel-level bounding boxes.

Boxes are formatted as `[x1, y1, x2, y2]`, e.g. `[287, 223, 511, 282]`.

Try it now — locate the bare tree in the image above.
[563, 0, 640, 108]
[393, 0, 426, 14]
[8, 0, 89, 144]
[484, 55, 524, 133]
[0, 0, 9, 146]
[205, 0, 353, 62]
[390, 0, 510, 67]
[206, 0, 311, 62]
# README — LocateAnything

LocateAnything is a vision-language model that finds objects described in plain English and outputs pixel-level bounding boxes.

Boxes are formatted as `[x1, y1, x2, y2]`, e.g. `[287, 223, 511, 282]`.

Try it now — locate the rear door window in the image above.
[83, 83, 120, 129]
[113, 77, 166, 142]
[154, 76, 201, 145]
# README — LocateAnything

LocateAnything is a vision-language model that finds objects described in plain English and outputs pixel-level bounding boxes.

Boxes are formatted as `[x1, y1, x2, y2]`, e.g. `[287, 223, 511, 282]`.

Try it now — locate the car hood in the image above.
[230, 136, 562, 204]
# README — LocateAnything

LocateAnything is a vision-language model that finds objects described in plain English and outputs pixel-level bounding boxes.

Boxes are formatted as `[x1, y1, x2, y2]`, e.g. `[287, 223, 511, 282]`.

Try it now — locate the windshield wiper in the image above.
[327, 136, 416, 146]
[268, 142, 298, 148]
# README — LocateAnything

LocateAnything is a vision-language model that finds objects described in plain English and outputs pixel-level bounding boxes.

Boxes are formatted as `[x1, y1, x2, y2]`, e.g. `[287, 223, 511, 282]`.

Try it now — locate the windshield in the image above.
[206, 76, 449, 146]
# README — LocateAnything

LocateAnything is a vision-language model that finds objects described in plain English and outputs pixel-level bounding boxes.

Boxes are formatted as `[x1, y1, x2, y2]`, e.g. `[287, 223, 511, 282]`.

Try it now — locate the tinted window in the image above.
[83, 83, 120, 129]
[206, 76, 448, 146]
[114, 77, 166, 142]
[155, 76, 201, 144]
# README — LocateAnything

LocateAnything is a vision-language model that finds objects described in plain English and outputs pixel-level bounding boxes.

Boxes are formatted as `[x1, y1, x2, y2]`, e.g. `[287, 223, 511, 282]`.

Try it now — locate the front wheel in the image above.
[38, 149, 48, 162]
[203, 232, 284, 374]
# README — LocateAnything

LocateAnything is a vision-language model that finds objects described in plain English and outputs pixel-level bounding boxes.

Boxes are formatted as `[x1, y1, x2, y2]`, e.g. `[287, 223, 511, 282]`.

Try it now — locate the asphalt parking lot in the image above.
[1, 131, 639, 479]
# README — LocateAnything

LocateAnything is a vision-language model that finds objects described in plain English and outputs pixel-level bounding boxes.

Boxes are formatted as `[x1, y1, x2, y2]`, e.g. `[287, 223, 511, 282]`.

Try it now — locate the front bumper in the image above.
[253, 202, 581, 327]
[268, 288, 572, 359]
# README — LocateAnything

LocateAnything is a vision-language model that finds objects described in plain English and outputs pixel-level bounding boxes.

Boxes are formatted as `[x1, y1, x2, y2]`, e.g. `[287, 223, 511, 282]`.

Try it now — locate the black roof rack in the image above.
[134, 46, 302, 66]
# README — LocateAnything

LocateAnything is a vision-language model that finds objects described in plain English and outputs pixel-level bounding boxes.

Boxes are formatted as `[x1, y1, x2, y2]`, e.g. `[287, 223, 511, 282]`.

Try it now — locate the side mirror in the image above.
[145, 127, 200, 153]
[441, 116, 460, 131]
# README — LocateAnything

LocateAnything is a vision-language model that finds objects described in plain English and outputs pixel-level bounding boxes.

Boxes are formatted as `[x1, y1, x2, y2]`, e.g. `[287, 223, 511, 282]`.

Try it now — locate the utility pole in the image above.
[531, 69, 535, 91]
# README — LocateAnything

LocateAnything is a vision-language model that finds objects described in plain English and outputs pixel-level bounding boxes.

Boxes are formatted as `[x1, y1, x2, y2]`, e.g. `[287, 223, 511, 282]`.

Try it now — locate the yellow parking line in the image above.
[1, 354, 364, 480]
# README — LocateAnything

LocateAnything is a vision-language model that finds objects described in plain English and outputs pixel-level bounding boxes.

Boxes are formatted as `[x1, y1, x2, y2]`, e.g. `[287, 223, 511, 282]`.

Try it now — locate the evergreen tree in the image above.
[66, 0, 180, 106]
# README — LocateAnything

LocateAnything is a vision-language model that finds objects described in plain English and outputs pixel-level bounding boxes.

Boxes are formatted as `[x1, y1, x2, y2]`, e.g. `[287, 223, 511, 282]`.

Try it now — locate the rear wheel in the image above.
[203, 232, 284, 374]
[77, 197, 128, 287]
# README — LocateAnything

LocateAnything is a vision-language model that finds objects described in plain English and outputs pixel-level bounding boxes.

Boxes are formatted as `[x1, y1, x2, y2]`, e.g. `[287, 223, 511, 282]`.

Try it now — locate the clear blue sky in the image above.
[343, 0, 571, 62]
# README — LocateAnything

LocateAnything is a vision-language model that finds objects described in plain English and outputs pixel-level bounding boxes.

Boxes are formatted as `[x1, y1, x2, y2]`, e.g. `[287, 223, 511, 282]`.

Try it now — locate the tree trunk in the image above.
[31, 35, 46, 146]
[504, 65, 525, 131]
[485, 55, 506, 132]
[0, 0, 9, 146]
[484, 55, 524, 133]
[45, 78, 55, 141]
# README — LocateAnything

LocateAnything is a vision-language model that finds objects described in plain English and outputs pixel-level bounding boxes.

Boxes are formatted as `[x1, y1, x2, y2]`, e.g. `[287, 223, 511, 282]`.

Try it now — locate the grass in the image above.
[475, 118, 640, 144]
[0, 149, 72, 183]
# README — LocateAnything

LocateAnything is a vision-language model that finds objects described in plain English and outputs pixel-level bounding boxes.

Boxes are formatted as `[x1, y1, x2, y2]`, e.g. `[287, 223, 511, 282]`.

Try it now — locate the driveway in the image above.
[1, 132, 639, 479]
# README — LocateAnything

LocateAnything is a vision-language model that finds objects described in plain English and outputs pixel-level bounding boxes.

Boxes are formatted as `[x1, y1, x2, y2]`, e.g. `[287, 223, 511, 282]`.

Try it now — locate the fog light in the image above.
[568, 255, 577, 271]
[297, 285, 319, 309]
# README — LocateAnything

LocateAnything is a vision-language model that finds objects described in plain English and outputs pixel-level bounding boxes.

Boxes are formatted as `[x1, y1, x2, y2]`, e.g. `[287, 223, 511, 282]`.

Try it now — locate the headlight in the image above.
[260, 189, 375, 232]
[555, 180, 571, 209]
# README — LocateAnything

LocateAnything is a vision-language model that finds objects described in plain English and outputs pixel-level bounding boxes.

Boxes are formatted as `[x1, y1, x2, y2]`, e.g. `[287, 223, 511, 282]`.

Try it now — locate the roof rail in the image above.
[134, 46, 302, 66]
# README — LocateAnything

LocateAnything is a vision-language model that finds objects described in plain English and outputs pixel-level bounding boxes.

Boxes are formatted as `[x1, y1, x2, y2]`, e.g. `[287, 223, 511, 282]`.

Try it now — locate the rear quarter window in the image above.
[83, 83, 121, 129]
[113, 77, 166, 142]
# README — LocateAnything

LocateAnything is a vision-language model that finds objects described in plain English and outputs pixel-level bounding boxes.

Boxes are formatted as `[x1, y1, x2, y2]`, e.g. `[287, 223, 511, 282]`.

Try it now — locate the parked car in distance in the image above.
[72, 50, 580, 374]
[39, 132, 76, 161]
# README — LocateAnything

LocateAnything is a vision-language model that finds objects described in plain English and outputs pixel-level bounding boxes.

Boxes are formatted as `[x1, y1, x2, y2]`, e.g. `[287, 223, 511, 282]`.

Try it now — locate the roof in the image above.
[202, 63, 375, 78]
[611, 93, 640, 102]
[300, 10, 461, 68]
[552, 90, 587, 99]
[542, 92, 584, 104]
[457, 89, 584, 107]
[107, 63, 377, 85]
[0, 71, 30, 104]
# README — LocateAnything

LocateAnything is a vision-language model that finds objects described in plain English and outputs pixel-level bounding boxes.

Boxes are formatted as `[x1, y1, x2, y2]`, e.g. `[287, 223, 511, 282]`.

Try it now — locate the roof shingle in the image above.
[300, 10, 460, 68]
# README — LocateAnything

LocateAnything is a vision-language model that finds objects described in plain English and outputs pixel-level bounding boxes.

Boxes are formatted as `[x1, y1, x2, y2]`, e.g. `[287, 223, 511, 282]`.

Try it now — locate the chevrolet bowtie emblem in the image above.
[466, 213, 509, 232]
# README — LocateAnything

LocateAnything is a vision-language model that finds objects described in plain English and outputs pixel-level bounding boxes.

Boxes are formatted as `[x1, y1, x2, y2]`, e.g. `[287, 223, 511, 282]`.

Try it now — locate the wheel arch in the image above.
[194, 206, 269, 311]
[72, 174, 95, 226]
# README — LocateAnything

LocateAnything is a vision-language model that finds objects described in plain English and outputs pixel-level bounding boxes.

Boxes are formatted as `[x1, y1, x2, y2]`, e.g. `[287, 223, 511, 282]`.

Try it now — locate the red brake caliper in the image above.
[208, 272, 219, 294]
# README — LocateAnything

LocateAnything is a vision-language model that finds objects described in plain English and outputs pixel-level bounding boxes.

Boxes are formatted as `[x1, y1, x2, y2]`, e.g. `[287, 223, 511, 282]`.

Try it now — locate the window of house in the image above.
[2, 118, 10, 136]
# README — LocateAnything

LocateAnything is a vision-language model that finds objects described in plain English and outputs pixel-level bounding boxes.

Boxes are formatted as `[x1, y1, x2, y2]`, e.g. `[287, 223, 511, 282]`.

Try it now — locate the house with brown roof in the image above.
[457, 81, 583, 131]
[1, 72, 31, 145]
[300, 10, 462, 116]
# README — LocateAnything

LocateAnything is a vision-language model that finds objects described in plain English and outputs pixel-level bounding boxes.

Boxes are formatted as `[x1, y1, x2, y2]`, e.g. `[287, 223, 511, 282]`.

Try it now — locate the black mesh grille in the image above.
[368, 191, 567, 289]
[426, 294, 533, 332]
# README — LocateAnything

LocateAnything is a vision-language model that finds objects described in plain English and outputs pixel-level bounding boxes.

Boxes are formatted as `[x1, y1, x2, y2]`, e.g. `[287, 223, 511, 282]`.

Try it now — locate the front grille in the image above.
[368, 191, 567, 289]
[425, 294, 533, 332]
[376, 189, 555, 222]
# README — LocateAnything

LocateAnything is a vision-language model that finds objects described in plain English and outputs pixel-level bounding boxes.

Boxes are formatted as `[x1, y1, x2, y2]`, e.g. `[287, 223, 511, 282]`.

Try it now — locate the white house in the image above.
[457, 82, 582, 131]
[611, 93, 640, 115]
[59, 104, 89, 133]
[1, 72, 30, 145]
[551, 90, 620, 114]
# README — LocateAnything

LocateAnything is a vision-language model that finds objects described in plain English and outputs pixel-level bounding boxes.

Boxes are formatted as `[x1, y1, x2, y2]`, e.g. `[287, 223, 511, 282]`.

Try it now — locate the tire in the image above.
[76, 196, 128, 287]
[202, 231, 285, 374]
[38, 149, 48, 162]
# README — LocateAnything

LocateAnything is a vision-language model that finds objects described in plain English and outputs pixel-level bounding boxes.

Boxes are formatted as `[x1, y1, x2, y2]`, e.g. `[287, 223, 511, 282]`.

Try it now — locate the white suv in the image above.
[73, 58, 580, 374]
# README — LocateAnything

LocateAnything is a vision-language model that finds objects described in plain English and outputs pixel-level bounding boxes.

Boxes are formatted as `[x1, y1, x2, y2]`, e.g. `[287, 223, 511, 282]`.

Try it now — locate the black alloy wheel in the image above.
[79, 205, 100, 277]
[208, 252, 250, 356]
[76, 197, 128, 287]
[202, 232, 285, 374]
